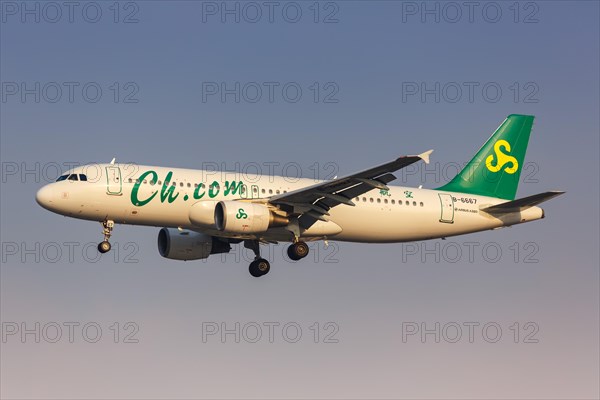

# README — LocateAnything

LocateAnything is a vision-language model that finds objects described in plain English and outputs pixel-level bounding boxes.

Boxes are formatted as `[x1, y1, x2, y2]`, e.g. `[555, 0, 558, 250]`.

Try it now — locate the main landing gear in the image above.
[97, 219, 114, 254]
[244, 239, 311, 277]
[287, 241, 309, 261]
[245, 240, 270, 278]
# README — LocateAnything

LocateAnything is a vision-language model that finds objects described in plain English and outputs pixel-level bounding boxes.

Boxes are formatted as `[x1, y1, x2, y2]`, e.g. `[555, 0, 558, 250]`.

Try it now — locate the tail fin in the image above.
[436, 114, 534, 200]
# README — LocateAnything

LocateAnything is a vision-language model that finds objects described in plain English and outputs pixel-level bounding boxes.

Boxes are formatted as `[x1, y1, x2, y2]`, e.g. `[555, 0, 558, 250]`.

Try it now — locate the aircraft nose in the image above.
[36, 185, 55, 209]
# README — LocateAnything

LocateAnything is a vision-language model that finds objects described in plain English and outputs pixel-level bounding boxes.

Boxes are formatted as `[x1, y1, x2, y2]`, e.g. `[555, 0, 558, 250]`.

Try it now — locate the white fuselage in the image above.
[36, 163, 544, 243]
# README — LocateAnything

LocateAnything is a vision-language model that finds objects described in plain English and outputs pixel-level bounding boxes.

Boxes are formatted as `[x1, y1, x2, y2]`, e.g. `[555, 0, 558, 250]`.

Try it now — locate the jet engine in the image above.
[157, 228, 231, 260]
[214, 201, 289, 234]
[188, 201, 218, 229]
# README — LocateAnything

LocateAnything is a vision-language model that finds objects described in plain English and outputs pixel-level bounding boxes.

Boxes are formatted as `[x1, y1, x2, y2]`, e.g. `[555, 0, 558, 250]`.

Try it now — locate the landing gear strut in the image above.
[98, 220, 114, 254]
[287, 240, 309, 261]
[245, 240, 270, 277]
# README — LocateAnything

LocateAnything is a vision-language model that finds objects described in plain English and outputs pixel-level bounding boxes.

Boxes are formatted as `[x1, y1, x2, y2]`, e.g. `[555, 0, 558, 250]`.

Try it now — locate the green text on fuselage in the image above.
[130, 170, 243, 206]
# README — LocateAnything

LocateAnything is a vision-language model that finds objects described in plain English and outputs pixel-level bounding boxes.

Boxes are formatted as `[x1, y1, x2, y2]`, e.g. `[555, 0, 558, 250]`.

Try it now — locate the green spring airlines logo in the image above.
[235, 208, 248, 219]
[485, 140, 519, 174]
[130, 170, 243, 207]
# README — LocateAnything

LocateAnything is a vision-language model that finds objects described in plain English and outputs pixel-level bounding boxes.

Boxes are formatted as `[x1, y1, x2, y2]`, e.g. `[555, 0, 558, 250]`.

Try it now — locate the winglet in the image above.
[418, 149, 434, 164]
[110, 158, 116, 165]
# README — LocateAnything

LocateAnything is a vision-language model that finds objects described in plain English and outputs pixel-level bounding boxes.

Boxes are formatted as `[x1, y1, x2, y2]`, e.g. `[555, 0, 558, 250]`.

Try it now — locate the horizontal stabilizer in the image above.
[481, 191, 565, 213]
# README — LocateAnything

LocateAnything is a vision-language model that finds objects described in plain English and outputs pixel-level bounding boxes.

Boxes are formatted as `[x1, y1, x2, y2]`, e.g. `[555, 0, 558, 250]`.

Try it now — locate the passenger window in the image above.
[150, 180, 156, 186]
[56, 175, 68, 182]
[68, 174, 78, 181]
[128, 178, 133, 183]
[362, 197, 366, 202]
[398, 200, 403, 205]
[262, 189, 265, 194]
[187, 183, 191, 188]
[180, 182, 184, 187]
[384, 199, 388, 204]
[276, 190, 280, 194]
[377, 198, 381, 203]
[391, 200, 395, 204]
[413, 201, 417, 206]
[79, 174, 87, 181]
[369, 198, 373, 203]
[269, 189, 273, 194]
[420, 202, 424, 207]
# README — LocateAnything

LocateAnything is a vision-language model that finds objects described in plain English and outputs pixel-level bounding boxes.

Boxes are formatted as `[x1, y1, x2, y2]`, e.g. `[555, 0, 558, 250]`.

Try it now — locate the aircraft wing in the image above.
[269, 150, 433, 227]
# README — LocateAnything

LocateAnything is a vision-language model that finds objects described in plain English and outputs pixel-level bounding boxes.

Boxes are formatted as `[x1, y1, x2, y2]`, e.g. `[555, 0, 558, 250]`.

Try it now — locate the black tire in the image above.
[288, 242, 309, 261]
[249, 259, 270, 277]
[287, 245, 301, 261]
[98, 241, 111, 253]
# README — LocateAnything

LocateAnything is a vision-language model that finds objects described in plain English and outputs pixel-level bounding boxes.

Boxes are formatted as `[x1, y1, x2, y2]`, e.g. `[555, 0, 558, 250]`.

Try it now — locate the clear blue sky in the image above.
[1, 1, 598, 398]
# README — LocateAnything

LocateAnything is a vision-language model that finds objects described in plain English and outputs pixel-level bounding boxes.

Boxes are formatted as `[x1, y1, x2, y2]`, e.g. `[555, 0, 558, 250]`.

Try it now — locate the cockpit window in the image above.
[56, 174, 68, 182]
[68, 174, 78, 181]
[79, 174, 87, 181]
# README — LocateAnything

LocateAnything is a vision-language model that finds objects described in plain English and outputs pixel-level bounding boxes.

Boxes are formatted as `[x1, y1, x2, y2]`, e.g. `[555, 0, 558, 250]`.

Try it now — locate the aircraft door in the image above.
[438, 193, 454, 223]
[251, 185, 260, 199]
[106, 166, 122, 195]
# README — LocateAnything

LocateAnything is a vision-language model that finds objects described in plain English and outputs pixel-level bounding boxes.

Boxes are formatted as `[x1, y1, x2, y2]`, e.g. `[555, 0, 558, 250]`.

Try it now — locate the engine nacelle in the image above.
[188, 201, 218, 229]
[215, 201, 289, 234]
[157, 228, 230, 261]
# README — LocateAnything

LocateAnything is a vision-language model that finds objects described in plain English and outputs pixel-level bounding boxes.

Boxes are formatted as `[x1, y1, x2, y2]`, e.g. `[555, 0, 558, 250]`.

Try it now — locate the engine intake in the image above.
[215, 201, 288, 233]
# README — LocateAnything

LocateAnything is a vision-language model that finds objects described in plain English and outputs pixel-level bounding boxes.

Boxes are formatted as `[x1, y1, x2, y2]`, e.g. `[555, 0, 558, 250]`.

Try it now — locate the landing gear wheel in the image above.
[287, 241, 309, 261]
[98, 240, 111, 254]
[249, 258, 270, 277]
[98, 219, 114, 254]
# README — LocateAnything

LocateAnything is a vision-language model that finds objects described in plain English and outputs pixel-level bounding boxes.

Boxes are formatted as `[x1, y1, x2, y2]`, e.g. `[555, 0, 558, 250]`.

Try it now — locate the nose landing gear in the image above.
[97, 220, 114, 254]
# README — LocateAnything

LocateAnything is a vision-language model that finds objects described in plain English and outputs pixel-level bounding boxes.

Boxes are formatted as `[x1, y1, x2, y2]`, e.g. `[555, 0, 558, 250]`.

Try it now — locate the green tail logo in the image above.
[485, 139, 519, 174]
[437, 114, 534, 200]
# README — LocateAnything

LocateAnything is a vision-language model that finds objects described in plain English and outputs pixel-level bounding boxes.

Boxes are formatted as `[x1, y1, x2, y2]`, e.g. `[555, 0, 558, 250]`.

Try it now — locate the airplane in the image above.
[36, 114, 564, 277]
